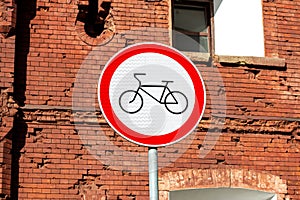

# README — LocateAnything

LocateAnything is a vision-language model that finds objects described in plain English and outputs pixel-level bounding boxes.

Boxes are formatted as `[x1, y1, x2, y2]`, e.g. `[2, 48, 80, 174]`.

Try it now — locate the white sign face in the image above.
[98, 43, 206, 147]
[110, 52, 195, 136]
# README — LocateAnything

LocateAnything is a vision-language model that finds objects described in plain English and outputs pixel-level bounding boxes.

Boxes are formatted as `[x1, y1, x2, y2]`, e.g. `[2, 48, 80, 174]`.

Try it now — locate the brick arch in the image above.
[159, 168, 287, 200]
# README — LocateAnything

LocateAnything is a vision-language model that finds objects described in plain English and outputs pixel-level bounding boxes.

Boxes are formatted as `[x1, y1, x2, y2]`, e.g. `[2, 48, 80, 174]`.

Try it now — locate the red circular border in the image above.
[98, 43, 205, 147]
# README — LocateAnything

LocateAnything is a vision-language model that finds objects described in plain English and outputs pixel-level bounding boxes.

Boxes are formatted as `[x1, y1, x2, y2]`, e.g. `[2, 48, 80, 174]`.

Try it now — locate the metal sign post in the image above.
[148, 147, 158, 200]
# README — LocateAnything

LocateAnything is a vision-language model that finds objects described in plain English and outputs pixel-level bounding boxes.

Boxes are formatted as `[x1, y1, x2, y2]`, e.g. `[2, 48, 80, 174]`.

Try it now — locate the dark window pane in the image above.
[173, 32, 208, 52]
[199, 36, 209, 52]
[174, 7, 207, 33]
[173, 4, 210, 53]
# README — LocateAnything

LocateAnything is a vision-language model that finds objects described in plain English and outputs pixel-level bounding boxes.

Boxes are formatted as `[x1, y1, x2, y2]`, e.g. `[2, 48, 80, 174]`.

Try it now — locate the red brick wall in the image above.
[24, 0, 169, 107]
[0, 0, 16, 194]
[0, 0, 300, 199]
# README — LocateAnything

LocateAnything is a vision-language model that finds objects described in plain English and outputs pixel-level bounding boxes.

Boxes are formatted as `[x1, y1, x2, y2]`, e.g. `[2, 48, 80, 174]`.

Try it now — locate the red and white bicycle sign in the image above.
[98, 43, 206, 147]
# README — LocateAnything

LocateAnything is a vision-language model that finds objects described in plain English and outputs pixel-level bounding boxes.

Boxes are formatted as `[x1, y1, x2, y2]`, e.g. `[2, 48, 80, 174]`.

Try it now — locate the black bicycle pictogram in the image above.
[119, 73, 188, 114]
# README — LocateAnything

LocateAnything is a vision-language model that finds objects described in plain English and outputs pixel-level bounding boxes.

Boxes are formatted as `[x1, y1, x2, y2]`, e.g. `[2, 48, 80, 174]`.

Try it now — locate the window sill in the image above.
[214, 55, 286, 68]
[181, 52, 286, 69]
[181, 51, 211, 63]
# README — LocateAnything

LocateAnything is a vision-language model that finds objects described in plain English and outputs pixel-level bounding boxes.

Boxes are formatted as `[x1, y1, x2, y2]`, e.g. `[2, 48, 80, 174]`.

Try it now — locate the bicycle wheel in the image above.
[119, 90, 143, 114]
[164, 91, 188, 114]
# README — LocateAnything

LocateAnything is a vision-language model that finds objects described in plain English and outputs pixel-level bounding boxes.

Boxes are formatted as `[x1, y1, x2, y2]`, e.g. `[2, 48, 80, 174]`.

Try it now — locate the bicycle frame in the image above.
[120, 73, 188, 115]
[132, 84, 179, 105]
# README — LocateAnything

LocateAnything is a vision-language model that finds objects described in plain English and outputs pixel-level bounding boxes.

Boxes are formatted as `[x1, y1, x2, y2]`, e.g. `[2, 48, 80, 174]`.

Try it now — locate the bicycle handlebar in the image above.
[133, 73, 146, 84]
[134, 73, 146, 76]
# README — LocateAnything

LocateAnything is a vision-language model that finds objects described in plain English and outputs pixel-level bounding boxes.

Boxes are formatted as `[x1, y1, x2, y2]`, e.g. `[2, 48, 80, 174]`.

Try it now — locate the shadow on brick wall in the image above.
[13, 0, 36, 107]
[10, 111, 27, 200]
[11, 0, 36, 199]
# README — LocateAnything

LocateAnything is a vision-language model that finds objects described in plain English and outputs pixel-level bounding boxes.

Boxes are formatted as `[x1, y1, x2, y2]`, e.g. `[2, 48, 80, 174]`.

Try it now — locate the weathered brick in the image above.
[1, 0, 300, 199]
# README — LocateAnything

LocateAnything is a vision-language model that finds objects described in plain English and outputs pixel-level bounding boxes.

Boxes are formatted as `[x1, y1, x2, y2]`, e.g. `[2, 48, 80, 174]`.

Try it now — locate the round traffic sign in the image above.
[98, 43, 206, 147]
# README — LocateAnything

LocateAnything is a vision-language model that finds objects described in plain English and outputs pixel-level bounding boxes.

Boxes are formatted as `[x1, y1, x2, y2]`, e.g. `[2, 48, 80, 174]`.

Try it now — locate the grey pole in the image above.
[148, 147, 158, 200]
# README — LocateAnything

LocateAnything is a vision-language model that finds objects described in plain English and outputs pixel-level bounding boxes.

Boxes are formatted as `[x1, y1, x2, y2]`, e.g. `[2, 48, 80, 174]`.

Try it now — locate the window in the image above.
[170, 188, 277, 200]
[214, 0, 265, 56]
[172, 0, 265, 57]
[172, 0, 212, 53]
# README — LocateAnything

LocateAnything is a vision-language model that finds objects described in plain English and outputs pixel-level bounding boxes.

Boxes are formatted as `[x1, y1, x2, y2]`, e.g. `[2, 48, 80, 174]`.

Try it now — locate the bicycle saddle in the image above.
[161, 80, 174, 83]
